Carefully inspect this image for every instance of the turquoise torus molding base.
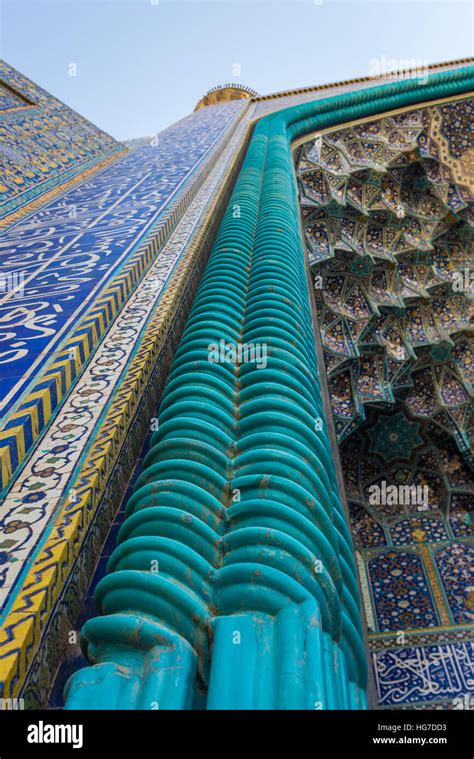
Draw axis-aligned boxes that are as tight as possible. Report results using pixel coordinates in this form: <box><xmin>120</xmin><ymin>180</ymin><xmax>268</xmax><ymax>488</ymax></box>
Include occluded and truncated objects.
<box><xmin>64</xmin><ymin>66</ymin><xmax>474</xmax><ymax>710</ymax></box>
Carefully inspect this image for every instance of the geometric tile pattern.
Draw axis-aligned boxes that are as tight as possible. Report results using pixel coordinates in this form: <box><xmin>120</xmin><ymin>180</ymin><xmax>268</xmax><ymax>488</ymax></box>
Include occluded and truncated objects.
<box><xmin>0</xmin><ymin>82</ymin><xmax>31</xmax><ymax>113</ymax></box>
<box><xmin>0</xmin><ymin>59</ymin><xmax>124</xmax><ymax>218</ymax></box>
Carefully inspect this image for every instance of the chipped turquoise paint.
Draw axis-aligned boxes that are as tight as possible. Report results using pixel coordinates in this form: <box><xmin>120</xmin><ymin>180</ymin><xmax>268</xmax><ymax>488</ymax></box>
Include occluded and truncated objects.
<box><xmin>64</xmin><ymin>67</ymin><xmax>474</xmax><ymax>710</ymax></box>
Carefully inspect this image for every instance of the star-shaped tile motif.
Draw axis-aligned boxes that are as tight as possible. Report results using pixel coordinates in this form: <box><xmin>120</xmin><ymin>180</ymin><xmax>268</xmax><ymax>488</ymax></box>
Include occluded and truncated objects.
<box><xmin>368</xmin><ymin>411</ymin><xmax>424</xmax><ymax>463</ymax></box>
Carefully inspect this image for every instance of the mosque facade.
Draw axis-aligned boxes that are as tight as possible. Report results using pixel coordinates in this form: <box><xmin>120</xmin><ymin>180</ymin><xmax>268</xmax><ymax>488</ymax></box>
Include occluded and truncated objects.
<box><xmin>0</xmin><ymin>58</ymin><xmax>472</xmax><ymax>711</ymax></box>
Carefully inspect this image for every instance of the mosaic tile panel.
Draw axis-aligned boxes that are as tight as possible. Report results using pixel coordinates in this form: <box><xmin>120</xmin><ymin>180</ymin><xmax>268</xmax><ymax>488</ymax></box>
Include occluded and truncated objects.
<box><xmin>369</xmin><ymin>549</ymin><xmax>440</xmax><ymax>631</ymax></box>
<box><xmin>434</xmin><ymin>542</ymin><xmax>474</xmax><ymax>625</ymax></box>
<box><xmin>0</xmin><ymin>83</ymin><xmax>30</xmax><ymax>113</ymax></box>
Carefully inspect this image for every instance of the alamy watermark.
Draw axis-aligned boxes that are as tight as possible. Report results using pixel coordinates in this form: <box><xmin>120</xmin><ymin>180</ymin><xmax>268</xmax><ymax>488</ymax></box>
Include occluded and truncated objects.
<box><xmin>452</xmin><ymin>694</ymin><xmax>474</xmax><ymax>710</ymax></box>
<box><xmin>452</xmin><ymin>269</ymin><xmax>474</xmax><ymax>293</ymax></box>
<box><xmin>0</xmin><ymin>697</ymin><xmax>24</xmax><ymax>710</ymax></box>
<box><xmin>27</xmin><ymin>721</ymin><xmax>83</xmax><ymax>750</ymax></box>
<box><xmin>208</xmin><ymin>339</ymin><xmax>267</xmax><ymax>369</ymax></box>
<box><xmin>368</xmin><ymin>481</ymin><xmax>430</xmax><ymax>510</ymax></box>
<box><xmin>0</xmin><ymin>271</ymin><xmax>26</xmax><ymax>297</ymax></box>
<box><xmin>369</xmin><ymin>56</ymin><xmax>429</xmax><ymax>85</ymax></box>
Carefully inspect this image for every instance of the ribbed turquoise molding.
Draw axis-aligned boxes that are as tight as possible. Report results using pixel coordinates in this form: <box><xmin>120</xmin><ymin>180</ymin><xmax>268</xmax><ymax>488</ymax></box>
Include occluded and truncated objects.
<box><xmin>64</xmin><ymin>67</ymin><xmax>474</xmax><ymax>710</ymax></box>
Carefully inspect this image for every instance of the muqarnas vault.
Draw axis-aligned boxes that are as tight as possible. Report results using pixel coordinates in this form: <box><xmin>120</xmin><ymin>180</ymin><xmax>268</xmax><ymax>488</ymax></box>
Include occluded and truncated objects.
<box><xmin>0</xmin><ymin>59</ymin><xmax>472</xmax><ymax>711</ymax></box>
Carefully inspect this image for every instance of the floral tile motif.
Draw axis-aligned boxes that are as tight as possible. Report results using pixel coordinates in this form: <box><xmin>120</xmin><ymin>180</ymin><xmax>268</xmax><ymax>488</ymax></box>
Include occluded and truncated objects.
<box><xmin>434</xmin><ymin>542</ymin><xmax>474</xmax><ymax>625</ymax></box>
<box><xmin>349</xmin><ymin>502</ymin><xmax>387</xmax><ymax>548</ymax></box>
<box><xmin>369</xmin><ymin>549</ymin><xmax>440</xmax><ymax>631</ymax></box>
<box><xmin>390</xmin><ymin>517</ymin><xmax>449</xmax><ymax>546</ymax></box>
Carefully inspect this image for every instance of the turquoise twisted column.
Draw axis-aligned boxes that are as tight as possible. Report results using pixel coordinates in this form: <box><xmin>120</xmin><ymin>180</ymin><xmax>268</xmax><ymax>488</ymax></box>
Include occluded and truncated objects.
<box><xmin>64</xmin><ymin>66</ymin><xmax>474</xmax><ymax>709</ymax></box>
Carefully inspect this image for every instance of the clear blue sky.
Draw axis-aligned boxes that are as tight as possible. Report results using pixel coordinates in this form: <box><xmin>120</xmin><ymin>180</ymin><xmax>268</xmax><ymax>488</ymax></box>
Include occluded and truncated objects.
<box><xmin>1</xmin><ymin>0</ymin><xmax>472</xmax><ymax>141</ymax></box>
